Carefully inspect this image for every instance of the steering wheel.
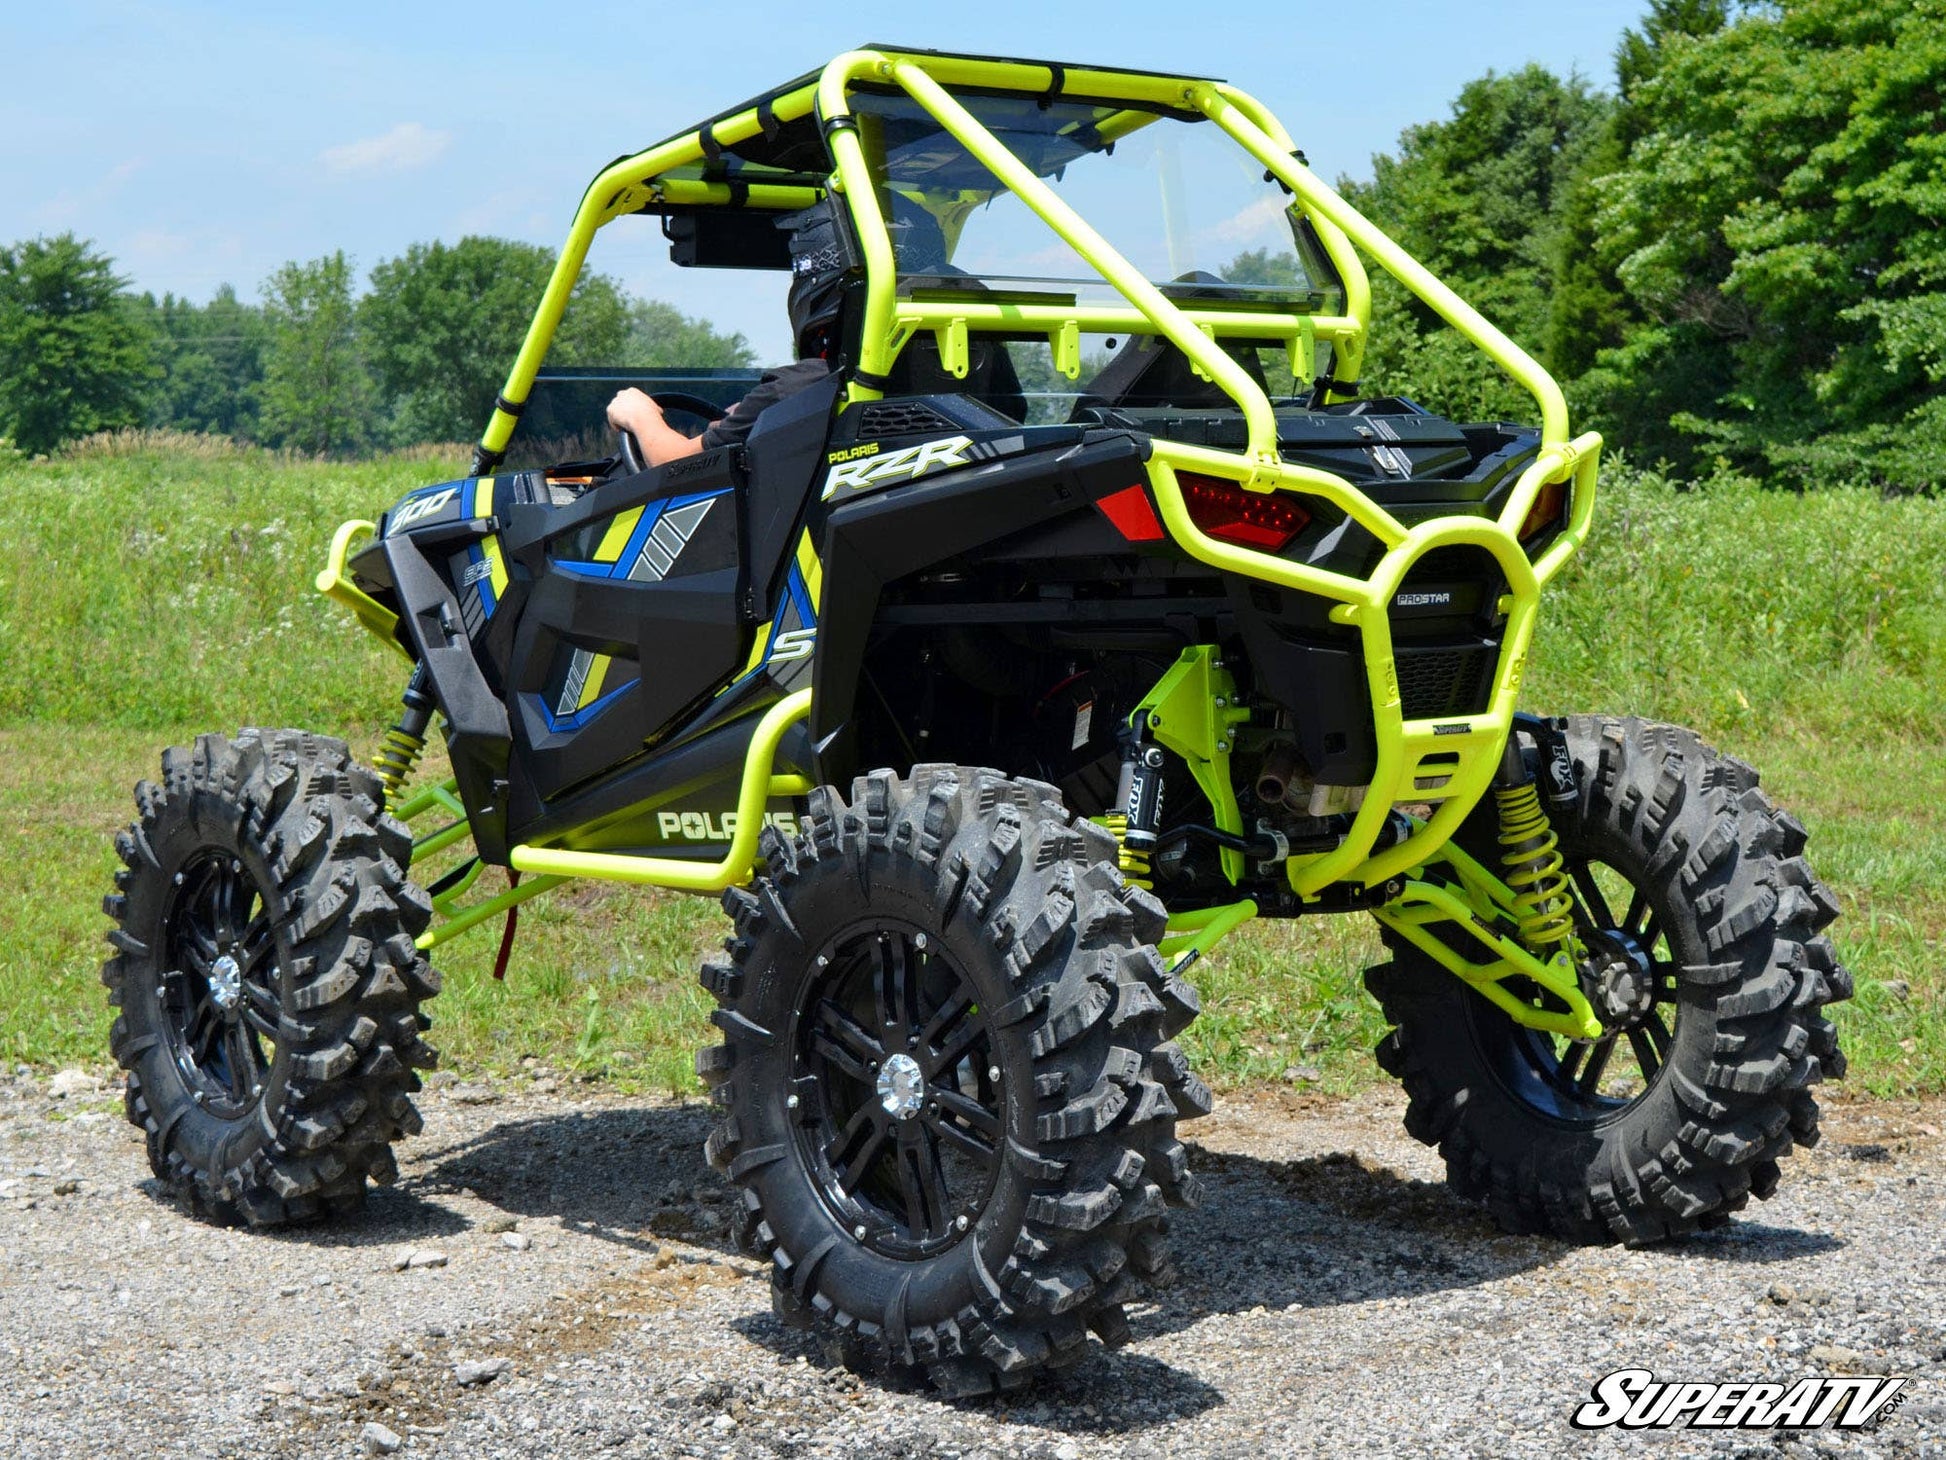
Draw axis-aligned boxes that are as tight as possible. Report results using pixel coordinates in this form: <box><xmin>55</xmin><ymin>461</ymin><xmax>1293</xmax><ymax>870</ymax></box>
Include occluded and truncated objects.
<box><xmin>616</xmin><ymin>392</ymin><xmax>730</xmax><ymax>475</ymax></box>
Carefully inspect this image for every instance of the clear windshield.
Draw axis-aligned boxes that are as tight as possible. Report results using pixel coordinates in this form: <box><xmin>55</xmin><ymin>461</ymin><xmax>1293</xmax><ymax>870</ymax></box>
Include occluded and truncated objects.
<box><xmin>851</xmin><ymin>89</ymin><xmax>1344</xmax><ymax>316</ymax></box>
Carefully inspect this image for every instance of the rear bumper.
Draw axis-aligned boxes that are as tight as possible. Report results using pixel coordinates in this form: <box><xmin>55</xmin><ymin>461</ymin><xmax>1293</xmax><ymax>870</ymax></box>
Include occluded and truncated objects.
<box><xmin>1143</xmin><ymin>429</ymin><xmax>1602</xmax><ymax>894</ymax></box>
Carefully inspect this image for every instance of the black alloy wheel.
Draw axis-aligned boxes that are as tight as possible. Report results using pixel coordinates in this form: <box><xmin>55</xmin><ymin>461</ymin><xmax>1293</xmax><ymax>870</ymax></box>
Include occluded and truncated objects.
<box><xmin>160</xmin><ymin>850</ymin><xmax>283</xmax><ymax>1117</ymax></box>
<box><xmin>796</xmin><ymin>923</ymin><xmax>1001</xmax><ymax>1258</ymax></box>
<box><xmin>1482</xmin><ymin>851</ymin><xmax>1683</xmax><ymax>1125</ymax></box>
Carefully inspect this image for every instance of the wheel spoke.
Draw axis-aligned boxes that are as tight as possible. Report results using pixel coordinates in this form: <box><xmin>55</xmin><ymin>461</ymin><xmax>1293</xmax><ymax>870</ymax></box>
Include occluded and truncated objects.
<box><xmin>930</xmin><ymin>1086</ymin><xmax>999</xmax><ymax>1139</ymax></box>
<box><xmin>179</xmin><ymin>941</ymin><xmax>214</xmax><ymax>979</ymax></box>
<box><xmin>1640</xmin><ymin>914</ymin><xmax>1664</xmax><ymax>956</ymax></box>
<box><xmin>1557</xmin><ymin>1039</ymin><xmax>1589</xmax><ymax>1084</ymax></box>
<box><xmin>226</xmin><ymin>1024</ymin><xmax>261</xmax><ymax>1096</ymax></box>
<box><xmin>810</xmin><ymin>1000</ymin><xmax>883</xmax><ymax>1085</ymax></box>
<box><xmin>872</xmin><ymin>935</ymin><xmax>920</xmax><ymax>1036</ymax></box>
<box><xmin>1627</xmin><ymin>1025</ymin><xmax>1662</xmax><ymax>1082</ymax></box>
<box><xmin>1621</xmin><ymin>888</ymin><xmax>1648</xmax><ymax>937</ymax></box>
<box><xmin>238</xmin><ymin>914</ymin><xmax>275</xmax><ymax>976</ymax></box>
<box><xmin>929</xmin><ymin>1013</ymin><xmax>987</xmax><ymax>1080</ymax></box>
<box><xmin>829</xmin><ymin>1103</ymin><xmax>890</xmax><ymax>1193</ymax></box>
<box><xmin>924</xmin><ymin>1106</ymin><xmax>997</xmax><ymax>1163</ymax></box>
<box><xmin>1643</xmin><ymin>1010</ymin><xmax>1674</xmax><ymax>1059</ymax></box>
<box><xmin>895</xmin><ymin>1134</ymin><xmax>949</xmax><ymax>1239</ymax></box>
<box><xmin>1569</xmin><ymin>862</ymin><xmax>1615</xmax><ymax>930</ymax></box>
<box><xmin>1576</xmin><ymin>1035</ymin><xmax>1616</xmax><ymax>1098</ymax></box>
<box><xmin>241</xmin><ymin>1005</ymin><xmax>280</xmax><ymax>1042</ymax></box>
<box><xmin>919</xmin><ymin>989</ymin><xmax>974</xmax><ymax>1054</ymax></box>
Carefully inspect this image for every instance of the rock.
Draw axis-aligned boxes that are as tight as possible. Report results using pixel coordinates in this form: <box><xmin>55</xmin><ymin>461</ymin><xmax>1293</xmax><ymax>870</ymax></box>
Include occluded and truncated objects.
<box><xmin>455</xmin><ymin>1357</ymin><xmax>511</xmax><ymax>1387</ymax></box>
<box><xmin>1282</xmin><ymin>1065</ymin><xmax>1322</xmax><ymax>1083</ymax></box>
<box><xmin>1766</xmin><ymin>1282</ymin><xmax>1795</xmax><ymax>1305</ymax></box>
<box><xmin>1881</xmin><ymin>979</ymin><xmax>1911</xmax><ymax>1001</ymax></box>
<box><xmin>531</xmin><ymin>1078</ymin><xmax>560</xmax><ymax>1095</ymax></box>
<box><xmin>394</xmin><ymin>1249</ymin><xmax>448</xmax><ymax>1270</ymax></box>
<box><xmin>1808</xmin><ymin>1344</ymin><xmax>1867</xmax><ymax>1369</ymax></box>
<box><xmin>480</xmin><ymin>1215</ymin><xmax>518</xmax><ymax>1234</ymax></box>
<box><xmin>361</xmin><ymin>1420</ymin><xmax>403</xmax><ymax>1454</ymax></box>
<box><xmin>1055</xmin><ymin>1444</ymin><xmax>1082</xmax><ymax>1460</ymax></box>
<box><xmin>451</xmin><ymin>1085</ymin><xmax>501</xmax><ymax>1105</ymax></box>
<box><xmin>46</xmin><ymin>1069</ymin><xmax>98</xmax><ymax>1100</ymax></box>
<box><xmin>502</xmin><ymin>1232</ymin><xmax>532</xmax><ymax>1252</ymax></box>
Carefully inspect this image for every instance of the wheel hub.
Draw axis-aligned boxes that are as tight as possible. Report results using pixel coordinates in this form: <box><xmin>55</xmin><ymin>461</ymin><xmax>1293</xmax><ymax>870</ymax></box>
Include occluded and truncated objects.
<box><xmin>1586</xmin><ymin>931</ymin><xmax>1655</xmax><ymax>1025</ymax></box>
<box><xmin>876</xmin><ymin>1052</ymin><xmax>925</xmax><ymax>1120</ymax></box>
<box><xmin>208</xmin><ymin>953</ymin><xmax>244</xmax><ymax>1014</ymax></box>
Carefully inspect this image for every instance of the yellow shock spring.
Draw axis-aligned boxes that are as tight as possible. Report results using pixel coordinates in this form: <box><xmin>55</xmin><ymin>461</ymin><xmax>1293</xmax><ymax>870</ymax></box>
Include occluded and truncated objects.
<box><xmin>1098</xmin><ymin>814</ymin><xmax>1154</xmax><ymax>889</ymax></box>
<box><xmin>1494</xmin><ymin>780</ymin><xmax>1575</xmax><ymax>949</ymax></box>
<box><xmin>372</xmin><ymin>724</ymin><xmax>427</xmax><ymax>806</ymax></box>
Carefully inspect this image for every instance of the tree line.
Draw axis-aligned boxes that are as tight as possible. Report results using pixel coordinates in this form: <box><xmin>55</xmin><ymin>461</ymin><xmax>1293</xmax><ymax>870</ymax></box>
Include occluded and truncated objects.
<box><xmin>0</xmin><ymin>234</ymin><xmax>753</xmax><ymax>456</ymax></box>
<box><xmin>1338</xmin><ymin>0</ymin><xmax>1946</xmax><ymax>490</ymax></box>
<box><xmin>3</xmin><ymin>0</ymin><xmax>1940</xmax><ymax>485</ymax></box>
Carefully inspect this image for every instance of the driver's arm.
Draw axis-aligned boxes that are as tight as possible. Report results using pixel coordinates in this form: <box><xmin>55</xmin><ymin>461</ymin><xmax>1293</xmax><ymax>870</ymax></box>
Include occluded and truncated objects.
<box><xmin>606</xmin><ymin>389</ymin><xmax>705</xmax><ymax>467</ymax></box>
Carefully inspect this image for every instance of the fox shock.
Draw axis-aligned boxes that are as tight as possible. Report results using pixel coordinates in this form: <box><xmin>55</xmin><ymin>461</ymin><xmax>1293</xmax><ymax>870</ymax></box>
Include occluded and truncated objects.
<box><xmin>1493</xmin><ymin>737</ymin><xmax>1575</xmax><ymax>951</ymax></box>
<box><xmin>372</xmin><ymin>667</ymin><xmax>435</xmax><ymax>807</ymax></box>
<box><xmin>1106</xmin><ymin>728</ymin><xmax>1168</xmax><ymax>887</ymax></box>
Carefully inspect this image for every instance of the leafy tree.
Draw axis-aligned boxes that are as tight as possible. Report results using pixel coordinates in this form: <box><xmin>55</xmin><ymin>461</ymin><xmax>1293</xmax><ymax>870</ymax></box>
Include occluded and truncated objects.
<box><xmin>621</xmin><ymin>299</ymin><xmax>755</xmax><ymax>370</ymax></box>
<box><xmin>259</xmin><ymin>252</ymin><xmax>375</xmax><ymax>455</ymax></box>
<box><xmin>361</xmin><ymin>237</ymin><xmax>632</xmax><ymax>444</ymax></box>
<box><xmin>1338</xmin><ymin>66</ymin><xmax>1613</xmax><ymax>422</ymax></box>
<box><xmin>0</xmin><ymin>233</ymin><xmax>153</xmax><ymax>453</ymax></box>
<box><xmin>137</xmin><ymin>284</ymin><xmax>269</xmax><ymax>438</ymax></box>
<box><xmin>1583</xmin><ymin>0</ymin><xmax>1946</xmax><ymax>485</ymax></box>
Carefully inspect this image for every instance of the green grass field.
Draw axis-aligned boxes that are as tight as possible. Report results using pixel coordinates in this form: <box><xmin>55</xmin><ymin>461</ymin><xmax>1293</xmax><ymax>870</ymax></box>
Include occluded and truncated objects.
<box><xmin>1</xmin><ymin>433</ymin><xmax>1940</xmax><ymax>1098</ymax></box>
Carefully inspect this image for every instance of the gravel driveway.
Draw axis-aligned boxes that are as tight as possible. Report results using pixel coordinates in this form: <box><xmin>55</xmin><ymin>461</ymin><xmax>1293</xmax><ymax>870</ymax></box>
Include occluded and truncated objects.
<box><xmin>1</xmin><ymin>1069</ymin><xmax>1940</xmax><ymax>1459</ymax></box>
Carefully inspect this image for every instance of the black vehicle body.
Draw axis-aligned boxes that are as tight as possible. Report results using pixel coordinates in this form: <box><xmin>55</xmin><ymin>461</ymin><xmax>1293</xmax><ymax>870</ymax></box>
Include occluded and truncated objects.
<box><xmin>349</xmin><ymin>382</ymin><xmax>1543</xmax><ymax>911</ymax></box>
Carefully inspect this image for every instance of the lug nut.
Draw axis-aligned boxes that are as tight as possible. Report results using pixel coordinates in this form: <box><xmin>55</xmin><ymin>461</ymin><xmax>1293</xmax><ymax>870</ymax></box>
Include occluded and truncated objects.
<box><xmin>913</xmin><ymin>933</ymin><xmax>927</xmax><ymax>950</ymax></box>
<box><xmin>956</xmin><ymin>1214</ymin><xmax>970</xmax><ymax>1232</ymax></box>
<box><xmin>853</xmin><ymin>1224</ymin><xmax>867</xmax><ymax>1240</ymax></box>
<box><xmin>987</xmin><ymin>1066</ymin><xmax>1001</xmax><ymax>1083</ymax></box>
<box><xmin>786</xmin><ymin>1093</ymin><xmax>799</xmax><ymax>1110</ymax></box>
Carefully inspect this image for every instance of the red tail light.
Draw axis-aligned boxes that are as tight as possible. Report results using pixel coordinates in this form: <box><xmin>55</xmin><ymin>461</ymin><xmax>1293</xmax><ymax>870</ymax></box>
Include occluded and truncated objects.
<box><xmin>1180</xmin><ymin>473</ymin><xmax>1311</xmax><ymax>551</ymax></box>
<box><xmin>1518</xmin><ymin>478</ymin><xmax>1568</xmax><ymax>543</ymax></box>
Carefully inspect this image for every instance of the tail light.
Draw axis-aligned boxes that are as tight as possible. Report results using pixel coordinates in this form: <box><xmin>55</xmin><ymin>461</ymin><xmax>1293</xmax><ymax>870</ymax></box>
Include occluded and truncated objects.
<box><xmin>1518</xmin><ymin>477</ymin><xmax>1568</xmax><ymax>544</ymax></box>
<box><xmin>1179</xmin><ymin>473</ymin><xmax>1311</xmax><ymax>551</ymax></box>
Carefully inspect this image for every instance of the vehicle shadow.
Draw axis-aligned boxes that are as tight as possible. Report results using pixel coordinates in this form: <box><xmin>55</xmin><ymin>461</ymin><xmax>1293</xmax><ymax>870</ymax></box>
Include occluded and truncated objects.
<box><xmin>407</xmin><ymin>1098</ymin><xmax>1844</xmax><ymax>1431</ymax></box>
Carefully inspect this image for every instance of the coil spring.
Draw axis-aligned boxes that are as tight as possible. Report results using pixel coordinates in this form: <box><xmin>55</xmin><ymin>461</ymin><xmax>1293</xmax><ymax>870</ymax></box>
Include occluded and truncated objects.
<box><xmin>372</xmin><ymin>724</ymin><xmax>426</xmax><ymax>806</ymax></box>
<box><xmin>1098</xmin><ymin>814</ymin><xmax>1154</xmax><ymax>889</ymax></box>
<box><xmin>1495</xmin><ymin>780</ymin><xmax>1574</xmax><ymax>949</ymax></box>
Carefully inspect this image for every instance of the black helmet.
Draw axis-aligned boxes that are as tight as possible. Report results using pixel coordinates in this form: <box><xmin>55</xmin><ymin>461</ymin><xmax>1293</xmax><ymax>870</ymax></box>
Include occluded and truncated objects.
<box><xmin>781</xmin><ymin>200</ymin><xmax>858</xmax><ymax>359</ymax></box>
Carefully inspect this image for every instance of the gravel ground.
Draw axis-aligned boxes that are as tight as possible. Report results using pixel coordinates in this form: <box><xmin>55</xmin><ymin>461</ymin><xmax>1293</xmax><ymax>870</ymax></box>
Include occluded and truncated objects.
<box><xmin>1</xmin><ymin>1067</ymin><xmax>1940</xmax><ymax>1459</ymax></box>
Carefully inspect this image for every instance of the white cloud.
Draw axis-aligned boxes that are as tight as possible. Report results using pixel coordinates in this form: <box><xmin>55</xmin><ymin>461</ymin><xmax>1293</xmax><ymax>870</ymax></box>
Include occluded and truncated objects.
<box><xmin>320</xmin><ymin>122</ymin><xmax>451</xmax><ymax>177</ymax></box>
<box><xmin>1196</xmin><ymin>194</ymin><xmax>1291</xmax><ymax>249</ymax></box>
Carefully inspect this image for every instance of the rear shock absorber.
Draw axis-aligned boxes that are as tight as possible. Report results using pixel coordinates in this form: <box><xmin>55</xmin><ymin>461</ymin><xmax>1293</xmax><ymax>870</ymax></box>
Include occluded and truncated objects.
<box><xmin>1494</xmin><ymin>734</ymin><xmax>1575</xmax><ymax>951</ymax></box>
<box><xmin>372</xmin><ymin>665</ymin><xmax>435</xmax><ymax>809</ymax></box>
<box><xmin>1106</xmin><ymin>723</ymin><xmax>1167</xmax><ymax>888</ymax></box>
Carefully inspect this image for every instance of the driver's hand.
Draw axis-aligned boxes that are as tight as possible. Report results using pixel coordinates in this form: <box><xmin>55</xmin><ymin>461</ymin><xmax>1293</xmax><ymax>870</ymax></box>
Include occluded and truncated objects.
<box><xmin>606</xmin><ymin>387</ymin><xmax>666</xmax><ymax>437</ymax></box>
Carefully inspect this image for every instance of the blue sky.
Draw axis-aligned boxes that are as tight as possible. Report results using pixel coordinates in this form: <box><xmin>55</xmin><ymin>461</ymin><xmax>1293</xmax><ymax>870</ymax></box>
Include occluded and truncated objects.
<box><xmin>3</xmin><ymin>0</ymin><xmax>1647</xmax><ymax>360</ymax></box>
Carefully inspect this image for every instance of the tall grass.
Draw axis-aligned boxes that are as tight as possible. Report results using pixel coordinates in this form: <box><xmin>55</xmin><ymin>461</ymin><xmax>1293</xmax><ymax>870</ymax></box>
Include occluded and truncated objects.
<box><xmin>0</xmin><ymin>444</ymin><xmax>1940</xmax><ymax>1096</ymax></box>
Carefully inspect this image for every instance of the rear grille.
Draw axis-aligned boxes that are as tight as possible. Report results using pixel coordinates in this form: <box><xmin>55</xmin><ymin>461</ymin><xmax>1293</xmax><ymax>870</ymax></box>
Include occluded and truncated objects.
<box><xmin>1394</xmin><ymin>643</ymin><xmax>1496</xmax><ymax>720</ymax></box>
<box><xmin>858</xmin><ymin>400</ymin><xmax>959</xmax><ymax>438</ymax></box>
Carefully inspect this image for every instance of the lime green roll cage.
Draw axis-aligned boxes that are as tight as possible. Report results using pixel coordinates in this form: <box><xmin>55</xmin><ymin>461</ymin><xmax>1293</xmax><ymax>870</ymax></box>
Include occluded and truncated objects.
<box><xmin>348</xmin><ymin>47</ymin><xmax>1607</xmax><ymax>1038</ymax></box>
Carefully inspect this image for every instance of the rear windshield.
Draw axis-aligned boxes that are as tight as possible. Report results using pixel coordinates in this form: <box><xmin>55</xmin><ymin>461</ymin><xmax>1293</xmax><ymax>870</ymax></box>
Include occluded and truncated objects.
<box><xmin>850</xmin><ymin>88</ymin><xmax>1344</xmax><ymax>316</ymax></box>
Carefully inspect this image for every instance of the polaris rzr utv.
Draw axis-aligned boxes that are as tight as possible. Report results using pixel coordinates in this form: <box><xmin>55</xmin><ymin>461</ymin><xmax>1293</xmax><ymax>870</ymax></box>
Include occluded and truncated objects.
<box><xmin>103</xmin><ymin>45</ymin><xmax>1850</xmax><ymax>1395</ymax></box>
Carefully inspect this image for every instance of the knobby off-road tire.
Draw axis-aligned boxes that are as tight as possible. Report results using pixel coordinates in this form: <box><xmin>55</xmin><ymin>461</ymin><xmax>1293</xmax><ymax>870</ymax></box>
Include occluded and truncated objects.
<box><xmin>1366</xmin><ymin>716</ymin><xmax>1850</xmax><ymax>1244</ymax></box>
<box><xmin>102</xmin><ymin>730</ymin><xmax>440</xmax><ymax>1225</ymax></box>
<box><xmin>697</xmin><ymin>766</ymin><xmax>1208</xmax><ymax>1396</ymax></box>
